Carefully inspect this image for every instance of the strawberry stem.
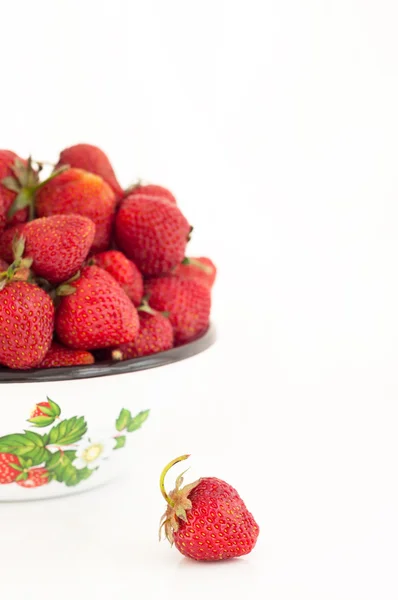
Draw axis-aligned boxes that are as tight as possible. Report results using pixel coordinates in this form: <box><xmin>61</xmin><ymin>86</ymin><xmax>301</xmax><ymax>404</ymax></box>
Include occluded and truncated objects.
<box><xmin>137</xmin><ymin>297</ymin><xmax>156</xmax><ymax>316</ymax></box>
<box><xmin>159</xmin><ymin>454</ymin><xmax>190</xmax><ymax>508</ymax></box>
<box><xmin>182</xmin><ymin>257</ymin><xmax>212</xmax><ymax>274</ymax></box>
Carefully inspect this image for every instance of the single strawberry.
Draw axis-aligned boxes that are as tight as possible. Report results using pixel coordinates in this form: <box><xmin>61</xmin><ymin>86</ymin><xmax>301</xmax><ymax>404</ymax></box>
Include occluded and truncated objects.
<box><xmin>36</xmin><ymin>168</ymin><xmax>117</xmax><ymax>253</ymax></box>
<box><xmin>112</xmin><ymin>304</ymin><xmax>173</xmax><ymax>360</ymax></box>
<box><xmin>174</xmin><ymin>257</ymin><xmax>217</xmax><ymax>289</ymax></box>
<box><xmin>145</xmin><ymin>276</ymin><xmax>211</xmax><ymax>344</ymax></box>
<box><xmin>55</xmin><ymin>265</ymin><xmax>139</xmax><ymax>349</ymax></box>
<box><xmin>159</xmin><ymin>455</ymin><xmax>260</xmax><ymax>561</ymax></box>
<box><xmin>30</xmin><ymin>401</ymin><xmax>51</xmax><ymax>418</ymax></box>
<box><xmin>91</xmin><ymin>250</ymin><xmax>143</xmax><ymax>306</ymax></box>
<box><xmin>0</xmin><ymin>224</ymin><xmax>26</xmax><ymax>262</ymax></box>
<box><xmin>115</xmin><ymin>196</ymin><xmax>190</xmax><ymax>276</ymax></box>
<box><xmin>16</xmin><ymin>467</ymin><xmax>50</xmax><ymax>488</ymax></box>
<box><xmin>22</xmin><ymin>214</ymin><xmax>95</xmax><ymax>284</ymax></box>
<box><xmin>39</xmin><ymin>342</ymin><xmax>94</xmax><ymax>368</ymax></box>
<box><xmin>0</xmin><ymin>280</ymin><xmax>54</xmax><ymax>370</ymax></box>
<box><xmin>56</xmin><ymin>144</ymin><xmax>124</xmax><ymax>201</ymax></box>
<box><xmin>126</xmin><ymin>183</ymin><xmax>177</xmax><ymax>205</ymax></box>
<box><xmin>0</xmin><ymin>151</ymin><xmax>39</xmax><ymax>225</ymax></box>
<box><xmin>0</xmin><ymin>453</ymin><xmax>21</xmax><ymax>484</ymax></box>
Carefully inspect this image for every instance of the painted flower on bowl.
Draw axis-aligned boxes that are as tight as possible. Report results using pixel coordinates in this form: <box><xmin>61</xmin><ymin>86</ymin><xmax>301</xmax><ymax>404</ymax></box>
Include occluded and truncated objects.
<box><xmin>73</xmin><ymin>437</ymin><xmax>117</xmax><ymax>470</ymax></box>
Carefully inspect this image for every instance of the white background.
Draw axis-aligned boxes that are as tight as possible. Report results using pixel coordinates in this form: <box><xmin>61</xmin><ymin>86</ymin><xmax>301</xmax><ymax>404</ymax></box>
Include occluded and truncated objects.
<box><xmin>1</xmin><ymin>1</ymin><xmax>398</xmax><ymax>598</ymax></box>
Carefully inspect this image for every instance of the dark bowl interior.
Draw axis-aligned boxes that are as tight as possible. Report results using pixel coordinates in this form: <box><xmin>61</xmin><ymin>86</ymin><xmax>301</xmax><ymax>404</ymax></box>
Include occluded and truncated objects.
<box><xmin>0</xmin><ymin>325</ymin><xmax>216</xmax><ymax>384</ymax></box>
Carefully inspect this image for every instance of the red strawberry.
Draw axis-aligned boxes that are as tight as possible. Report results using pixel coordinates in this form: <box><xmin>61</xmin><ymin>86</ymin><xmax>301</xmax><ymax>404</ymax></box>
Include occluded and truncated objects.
<box><xmin>174</xmin><ymin>257</ymin><xmax>217</xmax><ymax>289</ymax></box>
<box><xmin>17</xmin><ymin>467</ymin><xmax>50</xmax><ymax>488</ymax></box>
<box><xmin>113</xmin><ymin>308</ymin><xmax>173</xmax><ymax>360</ymax></box>
<box><xmin>30</xmin><ymin>401</ymin><xmax>51</xmax><ymax>418</ymax></box>
<box><xmin>0</xmin><ymin>224</ymin><xmax>26</xmax><ymax>262</ymax></box>
<box><xmin>91</xmin><ymin>250</ymin><xmax>143</xmax><ymax>306</ymax></box>
<box><xmin>39</xmin><ymin>342</ymin><xmax>94</xmax><ymax>368</ymax></box>
<box><xmin>55</xmin><ymin>265</ymin><xmax>139</xmax><ymax>349</ymax></box>
<box><xmin>22</xmin><ymin>214</ymin><xmax>95</xmax><ymax>284</ymax></box>
<box><xmin>115</xmin><ymin>196</ymin><xmax>190</xmax><ymax>276</ymax></box>
<box><xmin>0</xmin><ymin>281</ymin><xmax>54</xmax><ymax>369</ymax></box>
<box><xmin>145</xmin><ymin>276</ymin><xmax>210</xmax><ymax>344</ymax></box>
<box><xmin>160</xmin><ymin>455</ymin><xmax>259</xmax><ymax>561</ymax></box>
<box><xmin>56</xmin><ymin>144</ymin><xmax>124</xmax><ymax>201</ymax></box>
<box><xmin>0</xmin><ymin>453</ymin><xmax>21</xmax><ymax>484</ymax></box>
<box><xmin>36</xmin><ymin>168</ymin><xmax>117</xmax><ymax>253</ymax></box>
<box><xmin>0</xmin><ymin>258</ymin><xmax>8</xmax><ymax>272</ymax></box>
<box><xmin>127</xmin><ymin>183</ymin><xmax>177</xmax><ymax>205</ymax></box>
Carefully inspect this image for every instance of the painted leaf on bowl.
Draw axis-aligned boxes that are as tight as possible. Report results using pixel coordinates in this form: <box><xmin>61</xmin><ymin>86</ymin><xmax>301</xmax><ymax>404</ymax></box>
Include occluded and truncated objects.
<box><xmin>0</xmin><ymin>431</ymin><xmax>51</xmax><ymax>465</ymax></box>
<box><xmin>47</xmin><ymin>416</ymin><xmax>87</xmax><ymax>445</ymax></box>
<box><xmin>46</xmin><ymin>450</ymin><xmax>93</xmax><ymax>487</ymax></box>
<box><xmin>114</xmin><ymin>436</ymin><xmax>126</xmax><ymax>449</ymax></box>
<box><xmin>0</xmin><ymin>400</ymin><xmax>149</xmax><ymax>490</ymax></box>
<box><xmin>116</xmin><ymin>408</ymin><xmax>131</xmax><ymax>432</ymax></box>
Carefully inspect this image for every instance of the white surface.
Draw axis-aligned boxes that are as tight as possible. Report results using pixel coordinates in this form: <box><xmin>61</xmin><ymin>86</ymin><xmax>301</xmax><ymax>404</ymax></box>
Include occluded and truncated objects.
<box><xmin>1</xmin><ymin>0</ymin><xmax>398</xmax><ymax>598</ymax></box>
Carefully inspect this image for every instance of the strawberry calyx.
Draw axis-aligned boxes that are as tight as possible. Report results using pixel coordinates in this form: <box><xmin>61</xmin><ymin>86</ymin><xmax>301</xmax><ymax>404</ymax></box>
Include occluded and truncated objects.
<box><xmin>123</xmin><ymin>178</ymin><xmax>144</xmax><ymax>197</ymax></box>
<box><xmin>3</xmin><ymin>158</ymin><xmax>69</xmax><ymax>221</ymax></box>
<box><xmin>138</xmin><ymin>296</ymin><xmax>169</xmax><ymax>318</ymax></box>
<box><xmin>159</xmin><ymin>454</ymin><xmax>201</xmax><ymax>545</ymax></box>
<box><xmin>137</xmin><ymin>296</ymin><xmax>157</xmax><ymax>316</ymax></box>
<box><xmin>181</xmin><ymin>257</ymin><xmax>213</xmax><ymax>275</ymax></box>
<box><xmin>0</xmin><ymin>236</ymin><xmax>33</xmax><ymax>290</ymax></box>
<box><xmin>55</xmin><ymin>270</ymin><xmax>81</xmax><ymax>297</ymax></box>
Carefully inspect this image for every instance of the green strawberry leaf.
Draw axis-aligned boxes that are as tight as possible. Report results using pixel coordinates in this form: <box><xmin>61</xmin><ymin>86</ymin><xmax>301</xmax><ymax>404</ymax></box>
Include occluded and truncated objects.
<box><xmin>47</xmin><ymin>398</ymin><xmax>61</xmax><ymax>417</ymax></box>
<box><xmin>126</xmin><ymin>410</ymin><xmax>150</xmax><ymax>432</ymax></box>
<box><xmin>7</xmin><ymin>188</ymin><xmax>33</xmax><ymax>218</ymax></box>
<box><xmin>0</xmin><ymin>432</ymin><xmax>50</xmax><ymax>465</ymax></box>
<box><xmin>116</xmin><ymin>408</ymin><xmax>131</xmax><ymax>432</ymax></box>
<box><xmin>16</xmin><ymin>472</ymin><xmax>28</xmax><ymax>482</ymax></box>
<box><xmin>114</xmin><ymin>436</ymin><xmax>126</xmax><ymax>449</ymax></box>
<box><xmin>1</xmin><ymin>176</ymin><xmax>20</xmax><ymax>193</ymax></box>
<box><xmin>45</xmin><ymin>450</ymin><xmax>94</xmax><ymax>487</ymax></box>
<box><xmin>28</xmin><ymin>415</ymin><xmax>56</xmax><ymax>428</ymax></box>
<box><xmin>47</xmin><ymin>416</ymin><xmax>87</xmax><ymax>446</ymax></box>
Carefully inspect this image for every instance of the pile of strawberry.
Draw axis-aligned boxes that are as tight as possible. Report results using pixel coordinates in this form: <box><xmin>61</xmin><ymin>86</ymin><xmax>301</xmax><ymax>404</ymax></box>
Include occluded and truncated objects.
<box><xmin>0</xmin><ymin>145</ymin><xmax>216</xmax><ymax>371</ymax></box>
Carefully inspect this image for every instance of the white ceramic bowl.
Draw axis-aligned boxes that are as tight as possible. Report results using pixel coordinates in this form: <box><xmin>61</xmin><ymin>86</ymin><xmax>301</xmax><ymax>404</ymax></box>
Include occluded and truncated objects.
<box><xmin>0</xmin><ymin>326</ymin><xmax>215</xmax><ymax>501</ymax></box>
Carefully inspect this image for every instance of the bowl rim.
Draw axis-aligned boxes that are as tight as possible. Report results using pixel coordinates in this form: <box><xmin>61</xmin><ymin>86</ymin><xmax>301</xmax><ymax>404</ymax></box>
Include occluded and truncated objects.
<box><xmin>0</xmin><ymin>324</ymin><xmax>216</xmax><ymax>384</ymax></box>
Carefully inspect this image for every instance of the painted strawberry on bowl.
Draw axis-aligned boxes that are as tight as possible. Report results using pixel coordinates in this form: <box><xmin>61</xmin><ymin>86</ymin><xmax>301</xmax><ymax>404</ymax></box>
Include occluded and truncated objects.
<box><xmin>0</xmin><ymin>144</ymin><xmax>216</xmax><ymax>501</ymax></box>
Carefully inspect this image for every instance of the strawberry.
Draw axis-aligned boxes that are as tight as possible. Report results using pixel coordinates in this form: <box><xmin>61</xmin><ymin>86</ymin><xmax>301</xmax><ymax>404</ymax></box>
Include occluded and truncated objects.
<box><xmin>0</xmin><ymin>258</ymin><xmax>8</xmax><ymax>272</ymax></box>
<box><xmin>17</xmin><ymin>467</ymin><xmax>50</xmax><ymax>488</ymax></box>
<box><xmin>36</xmin><ymin>168</ymin><xmax>117</xmax><ymax>253</ymax></box>
<box><xmin>127</xmin><ymin>183</ymin><xmax>177</xmax><ymax>205</ymax></box>
<box><xmin>145</xmin><ymin>276</ymin><xmax>211</xmax><ymax>344</ymax></box>
<box><xmin>0</xmin><ymin>280</ymin><xmax>54</xmax><ymax>369</ymax></box>
<box><xmin>91</xmin><ymin>250</ymin><xmax>143</xmax><ymax>306</ymax></box>
<box><xmin>22</xmin><ymin>214</ymin><xmax>95</xmax><ymax>284</ymax></box>
<box><xmin>39</xmin><ymin>342</ymin><xmax>94</xmax><ymax>368</ymax></box>
<box><xmin>0</xmin><ymin>151</ymin><xmax>39</xmax><ymax>225</ymax></box>
<box><xmin>30</xmin><ymin>401</ymin><xmax>51</xmax><ymax>418</ymax></box>
<box><xmin>0</xmin><ymin>453</ymin><xmax>21</xmax><ymax>484</ymax></box>
<box><xmin>55</xmin><ymin>265</ymin><xmax>139</xmax><ymax>349</ymax></box>
<box><xmin>160</xmin><ymin>456</ymin><xmax>259</xmax><ymax>561</ymax></box>
<box><xmin>112</xmin><ymin>305</ymin><xmax>173</xmax><ymax>360</ymax></box>
<box><xmin>56</xmin><ymin>144</ymin><xmax>124</xmax><ymax>201</ymax></box>
<box><xmin>174</xmin><ymin>257</ymin><xmax>217</xmax><ymax>289</ymax></box>
<box><xmin>115</xmin><ymin>196</ymin><xmax>190</xmax><ymax>276</ymax></box>
<box><xmin>0</xmin><ymin>224</ymin><xmax>26</xmax><ymax>262</ymax></box>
